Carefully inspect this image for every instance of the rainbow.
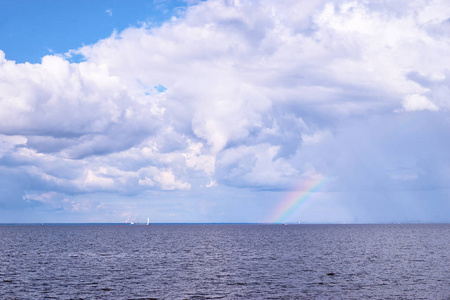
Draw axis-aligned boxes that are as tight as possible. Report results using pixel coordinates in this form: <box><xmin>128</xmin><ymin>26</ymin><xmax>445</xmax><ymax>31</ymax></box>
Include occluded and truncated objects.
<box><xmin>267</xmin><ymin>175</ymin><xmax>329</xmax><ymax>224</ymax></box>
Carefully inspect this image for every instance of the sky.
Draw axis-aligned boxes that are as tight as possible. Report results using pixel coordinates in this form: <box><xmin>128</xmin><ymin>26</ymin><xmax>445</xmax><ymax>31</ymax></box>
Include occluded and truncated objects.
<box><xmin>1</xmin><ymin>0</ymin><xmax>450</xmax><ymax>224</ymax></box>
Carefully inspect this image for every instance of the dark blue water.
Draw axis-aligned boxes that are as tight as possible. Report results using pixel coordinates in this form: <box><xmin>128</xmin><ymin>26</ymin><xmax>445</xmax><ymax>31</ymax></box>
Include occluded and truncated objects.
<box><xmin>1</xmin><ymin>224</ymin><xmax>449</xmax><ymax>299</ymax></box>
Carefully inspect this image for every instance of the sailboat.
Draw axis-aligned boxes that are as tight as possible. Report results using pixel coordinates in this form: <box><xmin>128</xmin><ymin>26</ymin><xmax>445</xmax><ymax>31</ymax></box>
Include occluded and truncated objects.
<box><xmin>146</xmin><ymin>217</ymin><xmax>150</xmax><ymax>226</ymax></box>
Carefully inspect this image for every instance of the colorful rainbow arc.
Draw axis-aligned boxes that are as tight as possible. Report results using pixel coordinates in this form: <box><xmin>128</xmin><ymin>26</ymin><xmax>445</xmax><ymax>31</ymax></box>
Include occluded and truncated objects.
<box><xmin>267</xmin><ymin>176</ymin><xmax>329</xmax><ymax>224</ymax></box>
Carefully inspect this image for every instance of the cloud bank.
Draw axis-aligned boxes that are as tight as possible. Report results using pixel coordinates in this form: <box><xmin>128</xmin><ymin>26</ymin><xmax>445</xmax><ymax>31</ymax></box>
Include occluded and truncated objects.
<box><xmin>1</xmin><ymin>0</ymin><xmax>450</xmax><ymax>222</ymax></box>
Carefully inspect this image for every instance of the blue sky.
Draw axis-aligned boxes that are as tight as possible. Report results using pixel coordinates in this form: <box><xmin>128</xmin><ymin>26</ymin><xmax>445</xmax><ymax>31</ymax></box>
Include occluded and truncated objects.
<box><xmin>0</xmin><ymin>0</ymin><xmax>188</xmax><ymax>63</ymax></box>
<box><xmin>1</xmin><ymin>0</ymin><xmax>450</xmax><ymax>223</ymax></box>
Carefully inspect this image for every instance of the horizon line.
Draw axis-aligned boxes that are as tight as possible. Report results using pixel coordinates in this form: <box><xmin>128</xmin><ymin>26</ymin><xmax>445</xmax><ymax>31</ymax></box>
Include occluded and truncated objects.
<box><xmin>0</xmin><ymin>222</ymin><xmax>449</xmax><ymax>225</ymax></box>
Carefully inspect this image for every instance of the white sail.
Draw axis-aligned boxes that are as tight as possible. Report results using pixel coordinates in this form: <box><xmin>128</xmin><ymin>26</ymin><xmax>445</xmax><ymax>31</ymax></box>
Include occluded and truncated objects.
<box><xmin>146</xmin><ymin>217</ymin><xmax>150</xmax><ymax>225</ymax></box>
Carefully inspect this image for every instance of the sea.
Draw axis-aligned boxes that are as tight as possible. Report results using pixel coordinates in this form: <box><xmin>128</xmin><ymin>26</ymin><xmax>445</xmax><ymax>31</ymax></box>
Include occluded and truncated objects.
<box><xmin>1</xmin><ymin>224</ymin><xmax>449</xmax><ymax>299</ymax></box>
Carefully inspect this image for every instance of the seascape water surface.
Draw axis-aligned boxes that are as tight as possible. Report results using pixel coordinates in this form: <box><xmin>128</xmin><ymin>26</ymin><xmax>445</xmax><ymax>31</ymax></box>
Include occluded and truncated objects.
<box><xmin>1</xmin><ymin>224</ymin><xmax>449</xmax><ymax>299</ymax></box>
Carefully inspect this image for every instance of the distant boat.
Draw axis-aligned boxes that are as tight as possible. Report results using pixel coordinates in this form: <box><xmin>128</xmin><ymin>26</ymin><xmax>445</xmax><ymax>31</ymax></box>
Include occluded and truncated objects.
<box><xmin>146</xmin><ymin>217</ymin><xmax>150</xmax><ymax>226</ymax></box>
<box><xmin>282</xmin><ymin>223</ymin><xmax>287</xmax><ymax>225</ymax></box>
<box><xmin>130</xmin><ymin>219</ymin><xmax>135</xmax><ymax>225</ymax></box>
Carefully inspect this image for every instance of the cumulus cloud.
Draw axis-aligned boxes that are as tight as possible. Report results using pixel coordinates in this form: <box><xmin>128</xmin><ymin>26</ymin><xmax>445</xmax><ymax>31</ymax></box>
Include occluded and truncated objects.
<box><xmin>401</xmin><ymin>94</ymin><xmax>439</xmax><ymax>112</ymax></box>
<box><xmin>1</xmin><ymin>0</ymin><xmax>450</xmax><ymax>221</ymax></box>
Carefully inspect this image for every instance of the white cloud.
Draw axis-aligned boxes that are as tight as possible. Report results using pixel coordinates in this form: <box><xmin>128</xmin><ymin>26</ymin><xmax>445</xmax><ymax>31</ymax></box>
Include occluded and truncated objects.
<box><xmin>23</xmin><ymin>191</ymin><xmax>102</xmax><ymax>212</ymax></box>
<box><xmin>153</xmin><ymin>170</ymin><xmax>191</xmax><ymax>190</ymax></box>
<box><xmin>401</xmin><ymin>94</ymin><xmax>439</xmax><ymax>112</ymax></box>
<box><xmin>216</xmin><ymin>143</ymin><xmax>299</xmax><ymax>188</ymax></box>
<box><xmin>301</xmin><ymin>130</ymin><xmax>331</xmax><ymax>145</ymax></box>
<box><xmin>1</xmin><ymin>0</ymin><xmax>450</xmax><ymax>220</ymax></box>
<box><xmin>183</xmin><ymin>141</ymin><xmax>215</xmax><ymax>175</ymax></box>
<box><xmin>83</xmin><ymin>169</ymin><xmax>116</xmax><ymax>190</ymax></box>
<box><xmin>206</xmin><ymin>179</ymin><xmax>217</xmax><ymax>188</ymax></box>
<box><xmin>138</xmin><ymin>177</ymin><xmax>155</xmax><ymax>186</ymax></box>
<box><xmin>0</xmin><ymin>135</ymin><xmax>27</xmax><ymax>157</ymax></box>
